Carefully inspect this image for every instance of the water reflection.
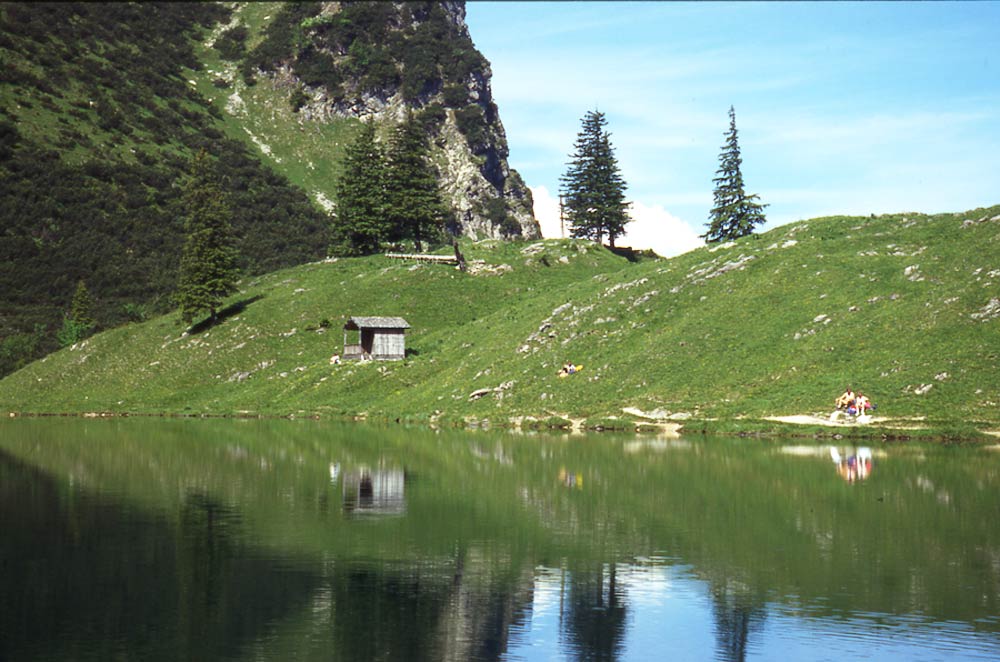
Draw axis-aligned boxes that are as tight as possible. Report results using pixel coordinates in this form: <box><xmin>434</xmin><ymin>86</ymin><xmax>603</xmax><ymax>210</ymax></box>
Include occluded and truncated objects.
<box><xmin>558</xmin><ymin>467</ymin><xmax>585</xmax><ymax>489</ymax></box>
<box><xmin>560</xmin><ymin>563</ymin><xmax>628</xmax><ymax>661</ymax></box>
<box><xmin>0</xmin><ymin>448</ymin><xmax>320</xmax><ymax>660</ymax></box>
<box><xmin>1</xmin><ymin>419</ymin><xmax>999</xmax><ymax>661</ymax></box>
<box><xmin>830</xmin><ymin>446</ymin><xmax>873</xmax><ymax>483</ymax></box>
<box><xmin>337</xmin><ymin>465</ymin><xmax>407</xmax><ymax>517</ymax></box>
<box><xmin>781</xmin><ymin>444</ymin><xmax>877</xmax><ymax>483</ymax></box>
<box><xmin>709</xmin><ymin>579</ymin><xmax>766</xmax><ymax>662</ymax></box>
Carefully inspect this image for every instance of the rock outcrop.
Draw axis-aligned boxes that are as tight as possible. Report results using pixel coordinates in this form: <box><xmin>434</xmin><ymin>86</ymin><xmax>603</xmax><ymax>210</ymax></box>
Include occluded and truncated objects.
<box><xmin>244</xmin><ymin>1</ymin><xmax>539</xmax><ymax>240</ymax></box>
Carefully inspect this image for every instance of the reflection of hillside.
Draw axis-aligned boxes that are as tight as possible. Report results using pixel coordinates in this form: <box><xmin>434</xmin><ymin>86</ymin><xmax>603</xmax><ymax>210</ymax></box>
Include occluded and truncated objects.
<box><xmin>518</xmin><ymin>435</ymin><xmax>1000</xmax><ymax>632</ymax></box>
<box><xmin>2</xmin><ymin>418</ymin><xmax>999</xmax><ymax>646</ymax></box>
<box><xmin>0</xmin><ymin>449</ymin><xmax>321</xmax><ymax>661</ymax></box>
<box><xmin>237</xmin><ymin>544</ymin><xmax>538</xmax><ymax>661</ymax></box>
<box><xmin>432</xmin><ymin>546</ymin><xmax>536</xmax><ymax>661</ymax></box>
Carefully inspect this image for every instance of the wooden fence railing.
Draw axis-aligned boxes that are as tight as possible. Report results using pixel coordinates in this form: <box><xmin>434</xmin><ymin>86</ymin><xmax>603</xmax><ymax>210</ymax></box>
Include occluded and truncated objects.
<box><xmin>384</xmin><ymin>253</ymin><xmax>458</xmax><ymax>265</ymax></box>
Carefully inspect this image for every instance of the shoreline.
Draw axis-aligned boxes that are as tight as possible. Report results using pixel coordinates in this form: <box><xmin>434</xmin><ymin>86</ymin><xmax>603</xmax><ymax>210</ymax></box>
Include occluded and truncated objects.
<box><xmin>5</xmin><ymin>408</ymin><xmax>997</xmax><ymax>442</ymax></box>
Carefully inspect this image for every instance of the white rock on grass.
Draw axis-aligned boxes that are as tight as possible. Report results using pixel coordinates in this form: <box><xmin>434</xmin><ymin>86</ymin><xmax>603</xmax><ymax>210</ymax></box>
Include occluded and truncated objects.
<box><xmin>971</xmin><ymin>298</ymin><xmax>1000</xmax><ymax>321</ymax></box>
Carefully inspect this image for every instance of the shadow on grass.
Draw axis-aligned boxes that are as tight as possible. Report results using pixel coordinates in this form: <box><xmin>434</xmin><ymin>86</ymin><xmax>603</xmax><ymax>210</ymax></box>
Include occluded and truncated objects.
<box><xmin>187</xmin><ymin>295</ymin><xmax>264</xmax><ymax>335</ymax></box>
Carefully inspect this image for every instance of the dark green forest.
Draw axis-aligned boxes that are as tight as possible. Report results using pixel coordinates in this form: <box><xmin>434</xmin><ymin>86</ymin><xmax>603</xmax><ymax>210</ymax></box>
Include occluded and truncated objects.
<box><xmin>0</xmin><ymin>3</ymin><xmax>330</xmax><ymax>376</ymax></box>
<box><xmin>245</xmin><ymin>2</ymin><xmax>486</xmax><ymax>103</ymax></box>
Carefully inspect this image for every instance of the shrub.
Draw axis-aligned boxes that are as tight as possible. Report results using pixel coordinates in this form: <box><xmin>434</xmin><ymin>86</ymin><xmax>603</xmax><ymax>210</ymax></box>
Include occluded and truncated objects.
<box><xmin>56</xmin><ymin>316</ymin><xmax>93</xmax><ymax>348</ymax></box>
<box><xmin>290</xmin><ymin>87</ymin><xmax>310</xmax><ymax>113</ymax></box>
<box><xmin>121</xmin><ymin>302</ymin><xmax>148</xmax><ymax>323</ymax></box>
<box><xmin>214</xmin><ymin>25</ymin><xmax>248</xmax><ymax>61</ymax></box>
<box><xmin>543</xmin><ymin>416</ymin><xmax>572</xmax><ymax>430</ymax></box>
<box><xmin>585</xmin><ymin>417</ymin><xmax>633</xmax><ymax>431</ymax></box>
<box><xmin>442</xmin><ymin>83</ymin><xmax>468</xmax><ymax>108</ymax></box>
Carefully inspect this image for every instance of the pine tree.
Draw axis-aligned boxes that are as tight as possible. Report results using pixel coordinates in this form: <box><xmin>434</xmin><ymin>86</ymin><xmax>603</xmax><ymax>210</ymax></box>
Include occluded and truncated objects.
<box><xmin>704</xmin><ymin>106</ymin><xmax>767</xmax><ymax>242</ymax></box>
<box><xmin>559</xmin><ymin>109</ymin><xmax>631</xmax><ymax>247</ymax></box>
<box><xmin>57</xmin><ymin>280</ymin><xmax>96</xmax><ymax>347</ymax></box>
<box><xmin>331</xmin><ymin>120</ymin><xmax>391</xmax><ymax>256</ymax></box>
<box><xmin>385</xmin><ymin>112</ymin><xmax>448</xmax><ymax>252</ymax></box>
<box><xmin>69</xmin><ymin>279</ymin><xmax>95</xmax><ymax>330</ymax></box>
<box><xmin>176</xmin><ymin>150</ymin><xmax>239</xmax><ymax>326</ymax></box>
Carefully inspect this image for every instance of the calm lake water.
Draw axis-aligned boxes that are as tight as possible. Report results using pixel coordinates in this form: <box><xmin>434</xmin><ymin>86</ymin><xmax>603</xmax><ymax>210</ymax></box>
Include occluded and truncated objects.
<box><xmin>1</xmin><ymin>418</ymin><xmax>998</xmax><ymax>661</ymax></box>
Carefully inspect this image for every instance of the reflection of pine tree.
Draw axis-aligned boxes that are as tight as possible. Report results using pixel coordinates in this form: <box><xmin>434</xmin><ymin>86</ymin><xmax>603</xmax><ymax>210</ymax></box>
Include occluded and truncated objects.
<box><xmin>561</xmin><ymin>563</ymin><xmax>628</xmax><ymax>661</ymax></box>
<box><xmin>710</xmin><ymin>579</ymin><xmax>767</xmax><ymax>662</ymax></box>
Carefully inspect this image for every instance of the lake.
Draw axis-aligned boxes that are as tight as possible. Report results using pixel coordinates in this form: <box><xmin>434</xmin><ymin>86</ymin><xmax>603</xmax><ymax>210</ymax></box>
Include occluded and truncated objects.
<box><xmin>1</xmin><ymin>417</ymin><xmax>998</xmax><ymax>661</ymax></box>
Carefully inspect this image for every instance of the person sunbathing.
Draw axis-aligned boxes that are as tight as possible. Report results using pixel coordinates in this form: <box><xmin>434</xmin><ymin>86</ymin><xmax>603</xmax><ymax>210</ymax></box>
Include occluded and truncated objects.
<box><xmin>558</xmin><ymin>362</ymin><xmax>582</xmax><ymax>378</ymax></box>
<box><xmin>835</xmin><ymin>387</ymin><xmax>855</xmax><ymax>410</ymax></box>
<box><xmin>855</xmin><ymin>392</ymin><xmax>871</xmax><ymax>415</ymax></box>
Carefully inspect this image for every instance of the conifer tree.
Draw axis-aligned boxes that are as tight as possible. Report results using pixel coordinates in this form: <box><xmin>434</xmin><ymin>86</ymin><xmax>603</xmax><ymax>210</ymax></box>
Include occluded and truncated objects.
<box><xmin>57</xmin><ymin>280</ymin><xmax>96</xmax><ymax>347</ymax></box>
<box><xmin>386</xmin><ymin>112</ymin><xmax>448</xmax><ymax>252</ymax></box>
<box><xmin>560</xmin><ymin>110</ymin><xmax>631</xmax><ymax>247</ymax></box>
<box><xmin>704</xmin><ymin>106</ymin><xmax>767</xmax><ymax>242</ymax></box>
<box><xmin>331</xmin><ymin>120</ymin><xmax>390</xmax><ymax>255</ymax></box>
<box><xmin>69</xmin><ymin>279</ymin><xmax>95</xmax><ymax>330</ymax></box>
<box><xmin>176</xmin><ymin>150</ymin><xmax>239</xmax><ymax>326</ymax></box>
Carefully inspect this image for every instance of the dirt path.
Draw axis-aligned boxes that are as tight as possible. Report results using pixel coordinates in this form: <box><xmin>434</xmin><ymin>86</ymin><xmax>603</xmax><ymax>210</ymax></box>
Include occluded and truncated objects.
<box><xmin>764</xmin><ymin>414</ymin><xmax>926</xmax><ymax>429</ymax></box>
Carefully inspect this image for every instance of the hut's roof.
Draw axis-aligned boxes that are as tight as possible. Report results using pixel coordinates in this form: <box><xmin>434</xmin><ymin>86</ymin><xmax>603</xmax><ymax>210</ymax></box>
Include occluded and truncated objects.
<box><xmin>344</xmin><ymin>316</ymin><xmax>411</xmax><ymax>330</ymax></box>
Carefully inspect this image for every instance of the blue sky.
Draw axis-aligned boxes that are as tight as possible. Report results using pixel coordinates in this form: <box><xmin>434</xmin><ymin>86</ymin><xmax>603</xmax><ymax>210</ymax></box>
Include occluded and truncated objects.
<box><xmin>464</xmin><ymin>1</ymin><xmax>1000</xmax><ymax>256</ymax></box>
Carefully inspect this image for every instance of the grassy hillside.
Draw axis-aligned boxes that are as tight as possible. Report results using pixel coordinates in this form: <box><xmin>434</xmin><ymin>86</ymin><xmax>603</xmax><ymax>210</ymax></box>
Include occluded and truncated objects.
<box><xmin>0</xmin><ymin>1</ymin><xmax>538</xmax><ymax>378</ymax></box>
<box><xmin>2</xmin><ymin>208</ymin><xmax>999</xmax><ymax>432</ymax></box>
<box><xmin>0</xmin><ymin>2</ymin><xmax>329</xmax><ymax>374</ymax></box>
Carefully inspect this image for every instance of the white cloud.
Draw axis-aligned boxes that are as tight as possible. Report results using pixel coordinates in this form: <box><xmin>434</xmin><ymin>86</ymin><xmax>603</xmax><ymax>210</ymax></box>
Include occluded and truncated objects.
<box><xmin>531</xmin><ymin>185</ymin><xmax>564</xmax><ymax>240</ymax></box>
<box><xmin>531</xmin><ymin>186</ymin><xmax>703</xmax><ymax>258</ymax></box>
<box><xmin>622</xmin><ymin>201</ymin><xmax>704</xmax><ymax>258</ymax></box>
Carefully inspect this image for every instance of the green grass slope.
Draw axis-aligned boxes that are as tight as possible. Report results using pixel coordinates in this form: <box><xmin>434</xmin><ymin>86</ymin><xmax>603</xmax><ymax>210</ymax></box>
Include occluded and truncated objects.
<box><xmin>2</xmin><ymin>208</ymin><xmax>998</xmax><ymax>430</ymax></box>
<box><xmin>0</xmin><ymin>2</ymin><xmax>329</xmax><ymax>374</ymax></box>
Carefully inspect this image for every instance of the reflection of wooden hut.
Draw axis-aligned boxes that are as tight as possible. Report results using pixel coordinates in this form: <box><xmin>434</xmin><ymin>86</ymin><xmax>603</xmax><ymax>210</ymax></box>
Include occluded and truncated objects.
<box><xmin>341</xmin><ymin>469</ymin><xmax>406</xmax><ymax>516</ymax></box>
<box><xmin>342</xmin><ymin>316</ymin><xmax>410</xmax><ymax>361</ymax></box>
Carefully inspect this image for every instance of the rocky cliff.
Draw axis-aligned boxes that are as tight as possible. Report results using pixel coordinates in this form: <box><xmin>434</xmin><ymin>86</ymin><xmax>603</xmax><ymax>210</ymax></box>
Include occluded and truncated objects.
<box><xmin>228</xmin><ymin>1</ymin><xmax>539</xmax><ymax>240</ymax></box>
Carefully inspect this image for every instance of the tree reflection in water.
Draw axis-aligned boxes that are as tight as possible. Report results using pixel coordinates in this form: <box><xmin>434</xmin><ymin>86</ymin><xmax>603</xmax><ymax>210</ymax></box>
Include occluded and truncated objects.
<box><xmin>709</xmin><ymin>579</ymin><xmax>767</xmax><ymax>662</ymax></box>
<box><xmin>561</xmin><ymin>562</ymin><xmax>628</xmax><ymax>661</ymax></box>
<box><xmin>3</xmin><ymin>420</ymin><xmax>999</xmax><ymax>661</ymax></box>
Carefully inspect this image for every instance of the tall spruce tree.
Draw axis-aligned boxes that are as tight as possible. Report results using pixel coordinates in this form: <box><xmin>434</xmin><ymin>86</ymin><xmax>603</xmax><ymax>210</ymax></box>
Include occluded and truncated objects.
<box><xmin>386</xmin><ymin>112</ymin><xmax>448</xmax><ymax>252</ymax></box>
<box><xmin>704</xmin><ymin>106</ymin><xmax>767</xmax><ymax>242</ymax></box>
<box><xmin>560</xmin><ymin>110</ymin><xmax>631</xmax><ymax>247</ymax></box>
<box><xmin>57</xmin><ymin>280</ymin><xmax>96</xmax><ymax>347</ymax></box>
<box><xmin>331</xmin><ymin>120</ymin><xmax>390</xmax><ymax>256</ymax></box>
<box><xmin>69</xmin><ymin>279</ymin><xmax>95</xmax><ymax>330</ymax></box>
<box><xmin>176</xmin><ymin>150</ymin><xmax>239</xmax><ymax>326</ymax></box>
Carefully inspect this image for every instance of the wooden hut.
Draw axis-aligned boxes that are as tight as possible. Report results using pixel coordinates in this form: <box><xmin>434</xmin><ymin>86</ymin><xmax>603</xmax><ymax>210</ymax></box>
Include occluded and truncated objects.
<box><xmin>342</xmin><ymin>316</ymin><xmax>410</xmax><ymax>361</ymax></box>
